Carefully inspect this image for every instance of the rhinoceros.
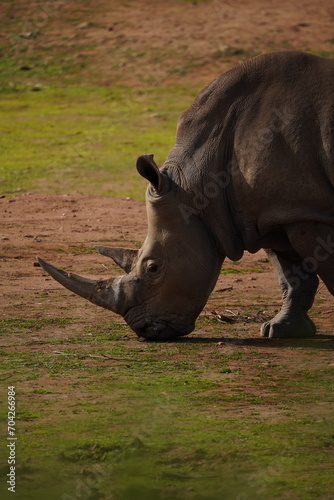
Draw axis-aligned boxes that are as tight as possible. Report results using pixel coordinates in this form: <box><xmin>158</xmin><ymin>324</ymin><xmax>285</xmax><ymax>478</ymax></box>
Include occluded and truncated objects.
<box><xmin>38</xmin><ymin>50</ymin><xmax>334</xmax><ymax>340</ymax></box>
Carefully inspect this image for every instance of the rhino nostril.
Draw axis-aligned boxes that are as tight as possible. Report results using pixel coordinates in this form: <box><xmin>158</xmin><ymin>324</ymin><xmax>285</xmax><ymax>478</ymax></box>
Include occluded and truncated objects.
<box><xmin>134</xmin><ymin>321</ymin><xmax>188</xmax><ymax>340</ymax></box>
<box><xmin>145</xmin><ymin>322</ymin><xmax>166</xmax><ymax>339</ymax></box>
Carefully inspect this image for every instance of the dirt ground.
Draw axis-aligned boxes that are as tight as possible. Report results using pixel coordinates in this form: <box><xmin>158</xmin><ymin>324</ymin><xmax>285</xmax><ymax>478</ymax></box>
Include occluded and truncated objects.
<box><xmin>2</xmin><ymin>3</ymin><xmax>334</xmax><ymax>498</ymax></box>
<box><xmin>1</xmin><ymin>191</ymin><xmax>334</xmax><ymax>420</ymax></box>
<box><xmin>1</xmin><ymin>193</ymin><xmax>334</xmax><ymax>500</ymax></box>
<box><xmin>1</xmin><ymin>192</ymin><xmax>334</xmax><ymax>349</ymax></box>
<box><xmin>3</xmin><ymin>0</ymin><xmax>334</xmax><ymax>87</ymax></box>
<box><xmin>1</xmin><ymin>0</ymin><xmax>334</xmax><ymax>363</ymax></box>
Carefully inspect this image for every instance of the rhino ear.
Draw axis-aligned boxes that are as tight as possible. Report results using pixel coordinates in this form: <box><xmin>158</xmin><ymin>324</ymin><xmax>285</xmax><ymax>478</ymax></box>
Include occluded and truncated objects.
<box><xmin>136</xmin><ymin>154</ymin><xmax>163</xmax><ymax>191</ymax></box>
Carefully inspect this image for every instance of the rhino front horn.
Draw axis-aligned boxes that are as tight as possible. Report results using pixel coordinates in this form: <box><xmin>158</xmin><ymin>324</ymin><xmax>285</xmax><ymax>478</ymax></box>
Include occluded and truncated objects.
<box><xmin>37</xmin><ymin>258</ymin><xmax>125</xmax><ymax>315</ymax></box>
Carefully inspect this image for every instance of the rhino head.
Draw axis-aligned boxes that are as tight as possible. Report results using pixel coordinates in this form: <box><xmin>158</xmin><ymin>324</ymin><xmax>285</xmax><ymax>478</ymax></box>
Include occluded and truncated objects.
<box><xmin>38</xmin><ymin>155</ymin><xmax>223</xmax><ymax>340</ymax></box>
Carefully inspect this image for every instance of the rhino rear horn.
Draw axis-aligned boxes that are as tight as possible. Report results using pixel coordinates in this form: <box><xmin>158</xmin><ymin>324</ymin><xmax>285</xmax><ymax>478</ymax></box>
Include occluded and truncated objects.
<box><xmin>37</xmin><ymin>258</ymin><xmax>124</xmax><ymax>315</ymax></box>
<box><xmin>96</xmin><ymin>246</ymin><xmax>138</xmax><ymax>273</ymax></box>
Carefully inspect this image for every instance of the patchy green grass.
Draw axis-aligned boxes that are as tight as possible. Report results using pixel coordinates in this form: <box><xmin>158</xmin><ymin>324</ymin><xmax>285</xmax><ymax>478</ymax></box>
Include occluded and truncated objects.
<box><xmin>1</xmin><ymin>3</ymin><xmax>334</xmax><ymax>498</ymax></box>
<box><xmin>306</xmin><ymin>49</ymin><xmax>334</xmax><ymax>58</ymax></box>
<box><xmin>220</xmin><ymin>266</ymin><xmax>265</xmax><ymax>275</ymax></box>
<box><xmin>0</xmin><ymin>317</ymin><xmax>72</xmax><ymax>334</ymax></box>
<box><xmin>1</xmin><ymin>315</ymin><xmax>334</xmax><ymax>500</ymax></box>
<box><xmin>0</xmin><ymin>85</ymin><xmax>196</xmax><ymax>199</ymax></box>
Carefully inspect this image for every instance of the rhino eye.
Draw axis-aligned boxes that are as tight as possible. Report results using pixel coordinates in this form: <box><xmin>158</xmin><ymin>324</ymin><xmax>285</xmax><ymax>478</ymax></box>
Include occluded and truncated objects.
<box><xmin>147</xmin><ymin>262</ymin><xmax>159</xmax><ymax>273</ymax></box>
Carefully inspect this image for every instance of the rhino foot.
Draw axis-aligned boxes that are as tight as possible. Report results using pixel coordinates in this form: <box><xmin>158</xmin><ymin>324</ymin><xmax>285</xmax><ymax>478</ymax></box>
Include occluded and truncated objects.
<box><xmin>260</xmin><ymin>313</ymin><xmax>316</xmax><ymax>338</ymax></box>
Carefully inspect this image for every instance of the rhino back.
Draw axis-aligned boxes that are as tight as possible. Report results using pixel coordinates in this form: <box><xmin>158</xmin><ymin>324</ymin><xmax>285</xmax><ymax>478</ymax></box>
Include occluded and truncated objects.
<box><xmin>232</xmin><ymin>51</ymin><xmax>334</xmax><ymax>233</ymax></box>
<box><xmin>176</xmin><ymin>51</ymin><xmax>334</xmax><ymax>163</ymax></box>
<box><xmin>166</xmin><ymin>51</ymin><xmax>334</xmax><ymax>250</ymax></box>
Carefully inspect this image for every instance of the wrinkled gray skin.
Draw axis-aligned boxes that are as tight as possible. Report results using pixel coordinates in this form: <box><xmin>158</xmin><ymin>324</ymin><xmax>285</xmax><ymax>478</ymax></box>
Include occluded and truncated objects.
<box><xmin>39</xmin><ymin>50</ymin><xmax>334</xmax><ymax>341</ymax></box>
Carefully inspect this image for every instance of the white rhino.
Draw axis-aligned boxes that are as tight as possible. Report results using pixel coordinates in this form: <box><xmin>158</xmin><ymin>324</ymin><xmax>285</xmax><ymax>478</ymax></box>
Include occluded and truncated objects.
<box><xmin>38</xmin><ymin>50</ymin><xmax>334</xmax><ymax>340</ymax></box>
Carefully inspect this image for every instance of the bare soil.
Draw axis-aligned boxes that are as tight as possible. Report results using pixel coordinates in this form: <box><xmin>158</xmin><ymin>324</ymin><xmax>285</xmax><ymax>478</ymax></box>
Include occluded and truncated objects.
<box><xmin>1</xmin><ymin>3</ymin><xmax>334</xmax><ymax>498</ymax></box>
<box><xmin>1</xmin><ymin>0</ymin><xmax>334</xmax><ymax>369</ymax></box>
<box><xmin>1</xmin><ymin>193</ymin><xmax>334</xmax><ymax>366</ymax></box>
<box><xmin>3</xmin><ymin>0</ymin><xmax>334</xmax><ymax>87</ymax></box>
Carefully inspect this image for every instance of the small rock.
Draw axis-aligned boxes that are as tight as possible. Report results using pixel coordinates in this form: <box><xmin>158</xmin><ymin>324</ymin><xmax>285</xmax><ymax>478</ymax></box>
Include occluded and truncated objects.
<box><xmin>20</xmin><ymin>31</ymin><xmax>38</xmax><ymax>39</ymax></box>
<box><xmin>218</xmin><ymin>44</ymin><xmax>229</xmax><ymax>53</ymax></box>
<box><xmin>77</xmin><ymin>22</ymin><xmax>91</xmax><ymax>29</ymax></box>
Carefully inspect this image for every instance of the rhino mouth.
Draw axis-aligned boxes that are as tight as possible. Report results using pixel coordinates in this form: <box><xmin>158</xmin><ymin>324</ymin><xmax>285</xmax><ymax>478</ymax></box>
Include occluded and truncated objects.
<box><xmin>131</xmin><ymin>320</ymin><xmax>195</xmax><ymax>341</ymax></box>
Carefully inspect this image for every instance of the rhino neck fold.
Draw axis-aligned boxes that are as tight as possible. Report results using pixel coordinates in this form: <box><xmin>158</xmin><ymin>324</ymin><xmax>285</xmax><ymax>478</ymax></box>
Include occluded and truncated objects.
<box><xmin>164</xmin><ymin>145</ymin><xmax>244</xmax><ymax>261</ymax></box>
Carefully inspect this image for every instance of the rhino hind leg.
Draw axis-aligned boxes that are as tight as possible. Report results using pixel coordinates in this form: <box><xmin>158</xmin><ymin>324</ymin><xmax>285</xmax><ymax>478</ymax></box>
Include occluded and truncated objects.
<box><xmin>261</xmin><ymin>249</ymin><xmax>318</xmax><ymax>338</ymax></box>
<box><xmin>285</xmin><ymin>222</ymin><xmax>334</xmax><ymax>297</ymax></box>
